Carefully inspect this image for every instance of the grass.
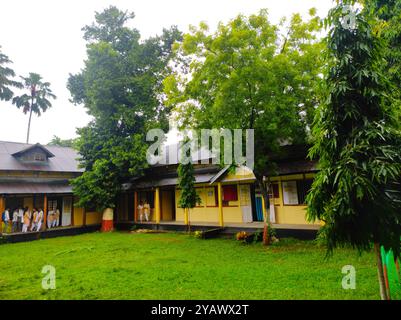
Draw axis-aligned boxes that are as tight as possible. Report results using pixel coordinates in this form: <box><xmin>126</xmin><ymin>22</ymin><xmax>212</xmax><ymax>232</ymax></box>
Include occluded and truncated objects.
<box><xmin>0</xmin><ymin>231</ymin><xmax>379</xmax><ymax>300</ymax></box>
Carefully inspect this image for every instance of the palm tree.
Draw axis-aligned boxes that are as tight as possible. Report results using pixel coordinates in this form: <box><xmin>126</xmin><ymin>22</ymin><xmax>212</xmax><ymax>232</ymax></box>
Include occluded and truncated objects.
<box><xmin>12</xmin><ymin>73</ymin><xmax>56</xmax><ymax>143</ymax></box>
<box><xmin>0</xmin><ymin>46</ymin><xmax>21</xmax><ymax>101</ymax></box>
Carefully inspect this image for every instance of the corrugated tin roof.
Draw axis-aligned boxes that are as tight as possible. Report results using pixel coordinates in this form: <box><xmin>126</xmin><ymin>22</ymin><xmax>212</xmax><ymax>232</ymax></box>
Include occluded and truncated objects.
<box><xmin>132</xmin><ymin>172</ymin><xmax>217</xmax><ymax>189</ymax></box>
<box><xmin>276</xmin><ymin>160</ymin><xmax>318</xmax><ymax>175</ymax></box>
<box><xmin>0</xmin><ymin>141</ymin><xmax>82</xmax><ymax>173</ymax></box>
<box><xmin>0</xmin><ymin>182</ymin><xmax>73</xmax><ymax>194</ymax></box>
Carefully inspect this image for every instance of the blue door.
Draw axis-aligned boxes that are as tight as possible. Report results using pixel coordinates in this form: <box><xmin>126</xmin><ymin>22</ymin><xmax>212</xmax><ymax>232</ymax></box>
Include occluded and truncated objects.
<box><xmin>255</xmin><ymin>196</ymin><xmax>264</xmax><ymax>222</ymax></box>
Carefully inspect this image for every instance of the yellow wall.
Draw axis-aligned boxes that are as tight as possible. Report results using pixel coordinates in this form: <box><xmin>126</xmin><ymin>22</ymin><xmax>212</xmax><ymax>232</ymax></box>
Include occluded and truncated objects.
<box><xmin>175</xmin><ymin>183</ymin><xmax>250</xmax><ymax>224</ymax></box>
<box><xmin>161</xmin><ymin>191</ymin><xmax>174</xmax><ymax>221</ymax></box>
<box><xmin>270</xmin><ymin>174</ymin><xmax>320</xmax><ymax>225</ymax></box>
<box><xmin>73</xmin><ymin>207</ymin><xmax>84</xmax><ymax>226</ymax></box>
<box><xmin>86</xmin><ymin>211</ymin><xmax>102</xmax><ymax>225</ymax></box>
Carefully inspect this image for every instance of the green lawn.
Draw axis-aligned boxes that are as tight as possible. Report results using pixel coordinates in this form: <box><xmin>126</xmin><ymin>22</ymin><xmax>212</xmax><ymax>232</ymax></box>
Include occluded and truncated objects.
<box><xmin>0</xmin><ymin>232</ymin><xmax>379</xmax><ymax>300</ymax></box>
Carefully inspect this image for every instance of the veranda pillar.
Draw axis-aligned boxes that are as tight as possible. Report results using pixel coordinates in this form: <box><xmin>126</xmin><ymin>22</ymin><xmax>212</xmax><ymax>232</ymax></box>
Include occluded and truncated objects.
<box><xmin>217</xmin><ymin>182</ymin><xmax>224</xmax><ymax>227</ymax></box>
<box><xmin>155</xmin><ymin>187</ymin><xmax>161</xmax><ymax>224</ymax></box>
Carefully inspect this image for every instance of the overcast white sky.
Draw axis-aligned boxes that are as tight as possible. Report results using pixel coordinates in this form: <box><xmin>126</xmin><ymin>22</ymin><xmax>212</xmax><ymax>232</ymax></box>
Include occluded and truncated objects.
<box><xmin>0</xmin><ymin>0</ymin><xmax>332</xmax><ymax>144</ymax></box>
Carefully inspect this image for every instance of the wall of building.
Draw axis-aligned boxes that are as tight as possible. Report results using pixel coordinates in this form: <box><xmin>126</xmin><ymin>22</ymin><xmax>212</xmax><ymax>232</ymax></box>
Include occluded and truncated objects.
<box><xmin>175</xmin><ymin>182</ymin><xmax>251</xmax><ymax>224</ymax></box>
<box><xmin>270</xmin><ymin>173</ymin><xmax>320</xmax><ymax>225</ymax></box>
<box><xmin>86</xmin><ymin>211</ymin><xmax>102</xmax><ymax>225</ymax></box>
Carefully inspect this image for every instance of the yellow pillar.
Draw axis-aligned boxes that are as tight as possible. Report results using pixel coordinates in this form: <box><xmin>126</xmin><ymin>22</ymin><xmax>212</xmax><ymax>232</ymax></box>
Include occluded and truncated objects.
<box><xmin>217</xmin><ymin>182</ymin><xmax>224</xmax><ymax>227</ymax></box>
<box><xmin>261</xmin><ymin>195</ymin><xmax>267</xmax><ymax>221</ymax></box>
<box><xmin>184</xmin><ymin>208</ymin><xmax>189</xmax><ymax>225</ymax></box>
<box><xmin>155</xmin><ymin>187</ymin><xmax>161</xmax><ymax>224</ymax></box>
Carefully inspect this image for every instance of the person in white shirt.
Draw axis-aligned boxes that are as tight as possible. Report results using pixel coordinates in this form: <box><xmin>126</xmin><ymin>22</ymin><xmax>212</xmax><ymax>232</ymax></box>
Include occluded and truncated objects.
<box><xmin>54</xmin><ymin>209</ymin><xmax>60</xmax><ymax>227</ymax></box>
<box><xmin>47</xmin><ymin>210</ymin><xmax>54</xmax><ymax>229</ymax></box>
<box><xmin>11</xmin><ymin>209</ymin><xmax>18</xmax><ymax>233</ymax></box>
<box><xmin>138</xmin><ymin>202</ymin><xmax>144</xmax><ymax>223</ymax></box>
<box><xmin>2</xmin><ymin>208</ymin><xmax>10</xmax><ymax>233</ymax></box>
<box><xmin>36</xmin><ymin>209</ymin><xmax>43</xmax><ymax>232</ymax></box>
<box><xmin>17</xmin><ymin>207</ymin><xmax>24</xmax><ymax>232</ymax></box>
<box><xmin>30</xmin><ymin>209</ymin><xmax>38</xmax><ymax>231</ymax></box>
<box><xmin>143</xmin><ymin>201</ymin><xmax>150</xmax><ymax>222</ymax></box>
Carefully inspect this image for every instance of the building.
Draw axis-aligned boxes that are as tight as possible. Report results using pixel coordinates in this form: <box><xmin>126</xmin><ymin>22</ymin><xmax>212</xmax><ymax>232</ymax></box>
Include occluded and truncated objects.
<box><xmin>0</xmin><ymin>141</ymin><xmax>102</xmax><ymax>234</ymax></box>
<box><xmin>0</xmin><ymin>141</ymin><xmax>320</xmax><ymax>238</ymax></box>
<box><xmin>115</xmin><ymin>144</ymin><xmax>321</xmax><ymax>230</ymax></box>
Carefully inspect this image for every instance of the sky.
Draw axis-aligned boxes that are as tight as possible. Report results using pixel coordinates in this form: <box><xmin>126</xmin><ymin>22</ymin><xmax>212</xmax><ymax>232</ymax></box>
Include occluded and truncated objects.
<box><xmin>0</xmin><ymin>0</ymin><xmax>333</xmax><ymax>145</ymax></box>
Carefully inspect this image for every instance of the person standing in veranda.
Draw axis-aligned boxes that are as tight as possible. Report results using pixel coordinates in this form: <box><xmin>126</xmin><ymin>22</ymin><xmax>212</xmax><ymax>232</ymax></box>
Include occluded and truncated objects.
<box><xmin>138</xmin><ymin>201</ymin><xmax>144</xmax><ymax>223</ymax></box>
<box><xmin>47</xmin><ymin>210</ymin><xmax>54</xmax><ymax>229</ymax></box>
<box><xmin>2</xmin><ymin>208</ymin><xmax>10</xmax><ymax>233</ymax></box>
<box><xmin>11</xmin><ymin>208</ymin><xmax>18</xmax><ymax>233</ymax></box>
<box><xmin>54</xmin><ymin>208</ymin><xmax>60</xmax><ymax>227</ymax></box>
<box><xmin>17</xmin><ymin>207</ymin><xmax>24</xmax><ymax>232</ymax></box>
<box><xmin>36</xmin><ymin>208</ymin><xmax>43</xmax><ymax>232</ymax></box>
<box><xmin>143</xmin><ymin>201</ymin><xmax>150</xmax><ymax>222</ymax></box>
<box><xmin>30</xmin><ymin>208</ymin><xmax>38</xmax><ymax>231</ymax></box>
<box><xmin>22</xmin><ymin>207</ymin><xmax>30</xmax><ymax>233</ymax></box>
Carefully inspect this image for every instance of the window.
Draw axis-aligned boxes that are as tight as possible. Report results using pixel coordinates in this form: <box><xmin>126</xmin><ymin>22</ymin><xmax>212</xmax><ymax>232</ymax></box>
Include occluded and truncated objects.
<box><xmin>34</xmin><ymin>153</ymin><xmax>46</xmax><ymax>161</ymax></box>
<box><xmin>296</xmin><ymin>179</ymin><xmax>313</xmax><ymax>204</ymax></box>
<box><xmin>268</xmin><ymin>183</ymin><xmax>280</xmax><ymax>199</ymax></box>
<box><xmin>222</xmin><ymin>185</ymin><xmax>238</xmax><ymax>202</ymax></box>
<box><xmin>205</xmin><ymin>187</ymin><xmax>218</xmax><ymax>206</ymax></box>
<box><xmin>282</xmin><ymin>179</ymin><xmax>313</xmax><ymax>205</ymax></box>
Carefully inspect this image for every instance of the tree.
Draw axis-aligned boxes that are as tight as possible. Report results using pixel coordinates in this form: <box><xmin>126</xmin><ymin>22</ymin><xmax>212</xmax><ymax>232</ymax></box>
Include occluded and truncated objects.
<box><xmin>12</xmin><ymin>73</ymin><xmax>56</xmax><ymax>143</ymax></box>
<box><xmin>0</xmin><ymin>46</ymin><xmax>21</xmax><ymax>101</ymax></box>
<box><xmin>164</xmin><ymin>9</ymin><xmax>324</xmax><ymax>244</ymax></box>
<box><xmin>177</xmin><ymin>138</ymin><xmax>201</xmax><ymax>232</ymax></box>
<box><xmin>68</xmin><ymin>6</ymin><xmax>181</xmax><ymax>211</ymax></box>
<box><xmin>48</xmin><ymin>135</ymin><xmax>76</xmax><ymax>148</ymax></box>
<box><xmin>306</xmin><ymin>1</ymin><xmax>401</xmax><ymax>300</ymax></box>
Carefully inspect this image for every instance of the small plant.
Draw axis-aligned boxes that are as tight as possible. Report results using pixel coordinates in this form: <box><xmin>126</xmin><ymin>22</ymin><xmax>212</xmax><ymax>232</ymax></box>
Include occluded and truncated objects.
<box><xmin>236</xmin><ymin>231</ymin><xmax>249</xmax><ymax>243</ymax></box>
<box><xmin>253</xmin><ymin>231</ymin><xmax>262</xmax><ymax>243</ymax></box>
<box><xmin>193</xmin><ymin>230</ymin><xmax>204</xmax><ymax>239</ymax></box>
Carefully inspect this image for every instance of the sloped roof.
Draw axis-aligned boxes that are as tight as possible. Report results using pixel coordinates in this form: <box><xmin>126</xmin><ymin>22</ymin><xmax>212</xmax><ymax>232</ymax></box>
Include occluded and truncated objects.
<box><xmin>0</xmin><ymin>182</ymin><xmax>72</xmax><ymax>194</ymax></box>
<box><xmin>12</xmin><ymin>143</ymin><xmax>55</xmax><ymax>158</ymax></box>
<box><xmin>0</xmin><ymin>141</ymin><xmax>82</xmax><ymax>173</ymax></box>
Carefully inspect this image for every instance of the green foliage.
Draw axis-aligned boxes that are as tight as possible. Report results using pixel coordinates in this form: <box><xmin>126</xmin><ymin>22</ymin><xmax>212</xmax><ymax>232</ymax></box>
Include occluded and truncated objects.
<box><xmin>12</xmin><ymin>73</ymin><xmax>56</xmax><ymax>115</ymax></box>
<box><xmin>307</xmin><ymin>1</ymin><xmax>401</xmax><ymax>257</ymax></box>
<box><xmin>364</xmin><ymin>0</ymin><xmax>401</xmax><ymax>114</ymax></box>
<box><xmin>177</xmin><ymin>138</ymin><xmax>201</xmax><ymax>209</ymax></box>
<box><xmin>0</xmin><ymin>46</ymin><xmax>21</xmax><ymax>101</ymax></box>
<box><xmin>164</xmin><ymin>9</ymin><xmax>325</xmax><ymax>177</ymax></box>
<box><xmin>48</xmin><ymin>135</ymin><xmax>76</xmax><ymax>148</ymax></box>
<box><xmin>12</xmin><ymin>72</ymin><xmax>56</xmax><ymax>143</ymax></box>
<box><xmin>68</xmin><ymin>6</ymin><xmax>181</xmax><ymax>210</ymax></box>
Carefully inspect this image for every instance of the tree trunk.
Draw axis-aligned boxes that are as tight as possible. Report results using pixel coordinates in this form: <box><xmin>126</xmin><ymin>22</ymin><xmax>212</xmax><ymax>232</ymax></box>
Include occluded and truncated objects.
<box><xmin>256</xmin><ymin>176</ymin><xmax>270</xmax><ymax>246</ymax></box>
<box><xmin>26</xmin><ymin>107</ymin><xmax>33</xmax><ymax>144</ymax></box>
<box><xmin>374</xmin><ymin>243</ymin><xmax>389</xmax><ymax>300</ymax></box>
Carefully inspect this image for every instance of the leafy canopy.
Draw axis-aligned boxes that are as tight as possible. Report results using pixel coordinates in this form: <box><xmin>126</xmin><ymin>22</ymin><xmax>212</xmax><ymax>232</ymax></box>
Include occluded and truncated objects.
<box><xmin>177</xmin><ymin>138</ymin><xmax>201</xmax><ymax>209</ymax></box>
<box><xmin>164</xmin><ymin>9</ymin><xmax>324</xmax><ymax>177</ymax></box>
<box><xmin>0</xmin><ymin>46</ymin><xmax>21</xmax><ymax>101</ymax></box>
<box><xmin>306</xmin><ymin>1</ymin><xmax>401</xmax><ymax>257</ymax></box>
<box><xmin>68</xmin><ymin>6</ymin><xmax>181</xmax><ymax>210</ymax></box>
<box><xmin>12</xmin><ymin>73</ymin><xmax>56</xmax><ymax>116</ymax></box>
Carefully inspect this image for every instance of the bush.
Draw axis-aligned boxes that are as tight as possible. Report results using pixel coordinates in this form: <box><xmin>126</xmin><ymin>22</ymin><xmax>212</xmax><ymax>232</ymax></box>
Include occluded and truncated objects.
<box><xmin>193</xmin><ymin>230</ymin><xmax>204</xmax><ymax>239</ymax></box>
<box><xmin>236</xmin><ymin>231</ymin><xmax>249</xmax><ymax>241</ymax></box>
